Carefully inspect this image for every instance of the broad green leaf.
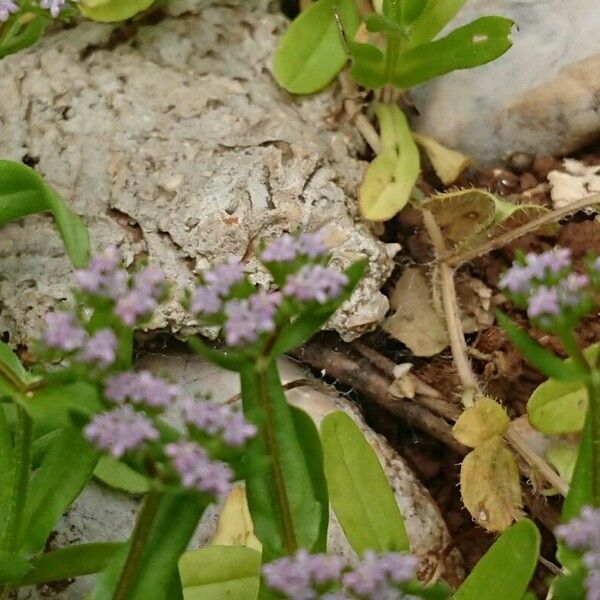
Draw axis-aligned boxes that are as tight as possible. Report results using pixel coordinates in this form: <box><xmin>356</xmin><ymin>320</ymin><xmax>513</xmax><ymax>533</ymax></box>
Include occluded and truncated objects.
<box><xmin>365</xmin><ymin>14</ymin><xmax>403</xmax><ymax>34</ymax></box>
<box><xmin>94</xmin><ymin>455</ymin><xmax>150</xmax><ymax>494</ymax></box>
<box><xmin>348</xmin><ymin>41</ymin><xmax>386</xmax><ymax>89</ymax></box>
<box><xmin>0</xmin><ymin>161</ymin><xmax>89</xmax><ymax>267</ymax></box>
<box><xmin>95</xmin><ymin>492</ymin><xmax>207</xmax><ymax>600</ymax></box>
<box><xmin>399</xmin><ymin>0</ymin><xmax>427</xmax><ymax>25</ymax></box>
<box><xmin>406</xmin><ymin>0</ymin><xmax>468</xmax><ymax>47</ymax></box>
<box><xmin>273</xmin><ymin>0</ymin><xmax>360</xmax><ymax>94</ymax></box>
<box><xmin>78</xmin><ymin>0</ymin><xmax>154</xmax><ymax>22</ymax></box>
<box><xmin>496</xmin><ymin>311</ymin><xmax>588</xmax><ymax>381</ymax></box>
<box><xmin>19</xmin><ymin>381</ymin><xmax>102</xmax><ymax>430</ymax></box>
<box><xmin>359</xmin><ymin>103</ymin><xmax>420</xmax><ymax>221</ymax></box>
<box><xmin>269</xmin><ymin>259</ymin><xmax>366</xmax><ymax>357</ymax></box>
<box><xmin>527</xmin><ymin>344</ymin><xmax>600</xmax><ymax>434</ymax></box>
<box><xmin>0</xmin><ymin>551</ymin><xmax>29</xmax><ymax>583</ymax></box>
<box><xmin>240</xmin><ymin>362</ymin><xmax>324</xmax><ymax>560</ymax></box>
<box><xmin>393</xmin><ymin>17</ymin><xmax>514</xmax><ymax>89</ymax></box>
<box><xmin>453</xmin><ymin>519</ymin><xmax>540</xmax><ymax>600</ymax></box>
<box><xmin>0</xmin><ymin>15</ymin><xmax>47</xmax><ymax>60</ymax></box>
<box><xmin>551</xmin><ymin>569</ymin><xmax>587</xmax><ymax>600</ymax></box>
<box><xmin>321</xmin><ymin>411</ymin><xmax>410</xmax><ymax>553</ymax></box>
<box><xmin>179</xmin><ymin>545</ymin><xmax>261</xmax><ymax>600</ymax></box>
<box><xmin>19</xmin><ymin>427</ymin><xmax>98</xmax><ymax>554</ymax></box>
<box><xmin>546</xmin><ymin>443</ymin><xmax>578</xmax><ymax>485</ymax></box>
<box><xmin>19</xmin><ymin>543</ymin><xmax>122</xmax><ymax>586</ymax></box>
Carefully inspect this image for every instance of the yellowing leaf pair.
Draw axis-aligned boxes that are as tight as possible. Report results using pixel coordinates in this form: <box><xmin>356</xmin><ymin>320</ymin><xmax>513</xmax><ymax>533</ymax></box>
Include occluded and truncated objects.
<box><xmin>359</xmin><ymin>104</ymin><xmax>420</xmax><ymax>221</ymax></box>
<box><xmin>454</xmin><ymin>398</ymin><xmax>522</xmax><ymax>532</ymax></box>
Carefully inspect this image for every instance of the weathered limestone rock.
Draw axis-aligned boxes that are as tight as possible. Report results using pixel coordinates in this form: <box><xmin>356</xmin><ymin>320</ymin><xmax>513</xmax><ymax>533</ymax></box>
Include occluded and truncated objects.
<box><xmin>0</xmin><ymin>0</ymin><xmax>396</xmax><ymax>347</ymax></box>
<box><xmin>20</xmin><ymin>356</ymin><xmax>461</xmax><ymax>599</ymax></box>
<box><xmin>410</xmin><ymin>0</ymin><xmax>600</xmax><ymax>162</ymax></box>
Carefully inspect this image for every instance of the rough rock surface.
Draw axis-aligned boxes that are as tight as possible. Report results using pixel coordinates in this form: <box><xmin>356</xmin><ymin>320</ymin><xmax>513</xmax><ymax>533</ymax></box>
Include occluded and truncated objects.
<box><xmin>0</xmin><ymin>0</ymin><xmax>396</xmax><ymax>347</ymax></box>
<box><xmin>19</xmin><ymin>356</ymin><xmax>461</xmax><ymax>599</ymax></box>
<box><xmin>410</xmin><ymin>0</ymin><xmax>600</xmax><ymax>162</ymax></box>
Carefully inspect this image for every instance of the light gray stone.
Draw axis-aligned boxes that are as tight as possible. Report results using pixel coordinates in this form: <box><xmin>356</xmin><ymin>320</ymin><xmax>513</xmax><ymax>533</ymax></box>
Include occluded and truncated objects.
<box><xmin>21</xmin><ymin>355</ymin><xmax>460</xmax><ymax>598</ymax></box>
<box><xmin>0</xmin><ymin>1</ymin><xmax>396</xmax><ymax>347</ymax></box>
<box><xmin>410</xmin><ymin>0</ymin><xmax>600</xmax><ymax>162</ymax></box>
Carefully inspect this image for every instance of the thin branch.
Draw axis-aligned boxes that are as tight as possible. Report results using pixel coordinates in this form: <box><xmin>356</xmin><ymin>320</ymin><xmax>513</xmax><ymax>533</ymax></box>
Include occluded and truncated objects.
<box><xmin>445</xmin><ymin>194</ymin><xmax>600</xmax><ymax>267</ymax></box>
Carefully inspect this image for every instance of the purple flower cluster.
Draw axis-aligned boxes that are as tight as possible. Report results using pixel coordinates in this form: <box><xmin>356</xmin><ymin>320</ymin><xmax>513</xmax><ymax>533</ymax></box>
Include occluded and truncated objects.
<box><xmin>262</xmin><ymin>550</ymin><xmax>417</xmax><ymax>600</ymax></box>
<box><xmin>75</xmin><ymin>247</ymin><xmax>165</xmax><ymax>326</ymax></box>
<box><xmin>81</xmin><ymin>329</ymin><xmax>118</xmax><ymax>368</ymax></box>
<box><xmin>283</xmin><ymin>265</ymin><xmax>348</xmax><ymax>304</ymax></box>
<box><xmin>191</xmin><ymin>258</ymin><xmax>245</xmax><ymax>317</ymax></box>
<box><xmin>165</xmin><ymin>441</ymin><xmax>233</xmax><ymax>497</ymax></box>
<box><xmin>84</xmin><ymin>405</ymin><xmax>158</xmax><ymax>458</ymax></box>
<box><xmin>105</xmin><ymin>371</ymin><xmax>180</xmax><ymax>408</ymax></box>
<box><xmin>182</xmin><ymin>397</ymin><xmax>257</xmax><ymax>446</ymax></box>
<box><xmin>0</xmin><ymin>0</ymin><xmax>18</xmax><ymax>22</ymax></box>
<box><xmin>40</xmin><ymin>0</ymin><xmax>70</xmax><ymax>17</ymax></box>
<box><xmin>223</xmin><ymin>291</ymin><xmax>281</xmax><ymax>346</ymax></box>
<box><xmin>499</xmin><ymin>248</ymin><xmax>594</xmax><ymax>326</ymax></box>
<box><xmin>556</xmin><ymin>507</ymin><xmax>600</xmax><ymax>600</ymax></box>
<box><xmin>261</xmin><ymin>231</ymin><xmax>328</xmax><ymax>263</ymax></box>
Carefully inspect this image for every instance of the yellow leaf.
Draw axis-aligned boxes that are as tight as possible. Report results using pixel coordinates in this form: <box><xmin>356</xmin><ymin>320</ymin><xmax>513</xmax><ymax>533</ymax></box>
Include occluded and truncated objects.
<box><xmin>359</xmin><ymin>104</ymin><xmax>420</xmax><ymax>222</ymax></box>
<box><xmin>211</xmin><ymin>484</ymin><xmax>262</xmax><ymax>551</ymax></box>
<box><xmin>413</xmin><ymin>133</ymin><xmax>473</xmax><ymax>186</ymax></box>
<box><xmin>453</xmin><ymin>397</ymin><xmax>509</xmax><ymax>448</ymax></box>
<box><xmin>460</xmin><ymin>436</ymin><xmax>523</xmax><ymax>532</ymax></box>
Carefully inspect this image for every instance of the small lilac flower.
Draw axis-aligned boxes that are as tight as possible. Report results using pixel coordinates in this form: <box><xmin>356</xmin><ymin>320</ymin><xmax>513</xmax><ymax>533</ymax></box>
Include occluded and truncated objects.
<box><xmin>134</xmin><ymin>267</ymin><xmax>165</xmax><ymax>298</ymax></box>
<box><xmin>40</xmin><ymin>0</ymin><xmax>68</xmax><ymax>17</ymax></box>
<box><xmin>498</xmin><ymin>264</ymin><xmax>532</xmax><ymax>295</ymax></box>
<box><xmin>165</xmin><ymin>441</ymin><xmax>233</xmax><ymax>497</ymax></box>
<box><xmin>81</xmin><ymin>329</ymin><xmax>117</xmax><ymax>367</ymax></box>
<box><xmin>558</xmin><ymin>272</ymin><xmax>590</xmax><ymax>307</ymax></box>
<box><xmin>191</xmin><ymin>285</ymin><xmax>221</xmax><ymax>315</ymax></box>
<box><xmin>84</xmin><ymin>405</ymin><xmax>158</xmax><ymax>458</ymax></box>
<box><xmin>262</xmin><ymin>234</ymin><xmax>298</xmax><ymax>262</ymax></box>
<box><xmin>525</xmin><ymin>247</ymin><xmax>572</xmax><ymax>279</ymax></box>
<box><xmin>181</xmin><ymin>398</ymin><xmax>256</xmax><ymax>446</ymax></box>
<box><xmin>298</xmin><ymin>231</ymin><xmax>327</xmax><ymax>259</ymax></box>
<box><xmin>105</xmin><ymin>371</ymin><xmax>180</xmax><ymax>408</ymax></box>
<box><xmin>283</xmin><ymin>265</ymin><xmax>348</xmax><ymax>304</ymax></box>
<box><xmin>263</xmin><ymin>550</ymin><xmax>329</xmax><ymax>600</ymax></box>
<box><xmin>204</xmin><ymin>257</ymin><xmax>245</xmax><ymax>296</ymax></box>
<box><xmin>75</xmin><ymin>246</ymin><xmax>128</xmax><ymax>300</ymax></box>
<box><xmin>527</xmin><ymin>285</ymin><xmax>560</xmax><ymax>319</ymax></box>
<box><xmin>223</xmin><ymin>291</ymin><xmax>281</xmax><ymax>347</ymax></box>
<box><xmin>0</xmin><ymin>0</ymin><xmax>18</xmax><ymax>22</ymax></box>
<box><xmin>42</xmin><ymin>312</ymin><xmax>87</xmax><ymax>352</ymax></box>
<box><xmin>115</xmin><ymin>289</ymin><xmax>157</xmax><ymax>326</ymax></box>
<box><xmin>343</xmin><ymin>551</ymin><xmax>417</xmax><ymax>598</ymax></box>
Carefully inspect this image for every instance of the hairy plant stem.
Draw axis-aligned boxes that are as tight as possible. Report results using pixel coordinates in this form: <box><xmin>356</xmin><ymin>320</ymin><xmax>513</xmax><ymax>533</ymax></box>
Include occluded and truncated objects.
<box><xmin>1</xmin><ymin>406</ymin><xmax>32</xmax><ymax>553</ymax></box>
<box><xmin>113</xmin><ymin>488</ymin><xmax>163</xmax><ymax>600</ymax></box>
<box><xmin>254</xmin><ymin>360</ymin><xmax>297</xmax><ymax>554</ymax></box>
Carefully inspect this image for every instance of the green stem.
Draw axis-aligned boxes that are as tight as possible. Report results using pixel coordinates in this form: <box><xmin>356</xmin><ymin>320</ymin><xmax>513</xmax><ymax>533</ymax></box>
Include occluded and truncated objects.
<box><xmin>560</xmin><ymin>330</ymin><xmax>591</xmax><ymax>373</ymax></box>
<box><xmin>383</xmin><ymin>32</ymin><xmax>401</xmax><ymax>83</ymax></box>
<box><xmin>1</xmin><ymin>406</ymin><xmax>32</xmax><ymax>552</ymax></box>
<box><xmin>113</xmin><ymin>489</ymin><xmax>163</xmax><ymax>600</ymax></box>
<box><xmin>586</xmin><ymin>372</ymin><xmax>600</xmax><ymax>507</ymax></box>
<box><xmin>255</xmin><ymin>361</ymin><xmax>297</xmax><ymax>554</ymax></box>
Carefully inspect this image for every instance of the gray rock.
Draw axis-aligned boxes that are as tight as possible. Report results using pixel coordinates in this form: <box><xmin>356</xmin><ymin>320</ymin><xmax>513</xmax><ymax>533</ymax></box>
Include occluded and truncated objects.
<box><xmin>0</xmin><ymin>1</ymin><xmax>396</xmax><ymax>346</ymax></box>
<box><xmin>20</xmin><ymin>356</ymin><xmax>460</xmax><ymax>598</ymax></box>
<box><xmin>410</xmin><ymin>0</ymin><xmax>600</xmax><ymax>162</ymax></box>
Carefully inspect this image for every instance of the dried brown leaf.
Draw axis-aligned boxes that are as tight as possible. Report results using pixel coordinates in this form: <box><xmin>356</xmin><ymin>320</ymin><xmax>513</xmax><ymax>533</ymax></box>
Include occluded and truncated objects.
<box><xmin>453</xmin><ymin>397</ymin><xmax>509</xmax><ymax>448</ymax></box>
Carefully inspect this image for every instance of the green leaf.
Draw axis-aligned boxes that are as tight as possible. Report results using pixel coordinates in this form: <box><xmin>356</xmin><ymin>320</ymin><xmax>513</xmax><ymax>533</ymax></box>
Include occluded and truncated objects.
<box><xmin>19</xmin><ymin>381</ymin><xmax>102</xmax><ymax>429</ymax></box>
<box><xmin>393</xmin><ymin>17</ymin><xmax>514</xmax><ymax>89</ymax></box>
<box><xmin>320</xmin><ymin>411</ymin><xmax>410</xmax><ymax>554</ymax></box>
<box><xmin>19</xmin><ymin>427</ymin><xmax>98</xmax><ymax>555</ymax></box>
<box><xmin>273</xmin><ymin>0</ymin><xmax>360</xmax><ymax>94</ymax></box>
<box><xmin>179</xmin><ymin>545</ymin><xmax>261</xmax><ymax>600</ymax></box>
<box><xmin>0</xmin><ymin>340</ymin><xmax>37</xmax><ymax>389</ymax></box>
<box><xmin>496</xmin><ymin>311</ymin><xmax>587</xmax><ymax>381</ymax></box>
<box><xmin>78</xmin><ymin>0</ymin><xmax>155</xmax><ymax>22</ymax></box>
<box><xmin>240</xmin><ymin>362</ymin><xmax>325</xmax><ymax>560</ymax></box>
<box><xmin>365</xmin><ymin>14</ymin><xmax>403</xmax><ymax>34</ymax></box>
<box><xmin>19</xmin><ymin>543</ymin><xmax>122</xmax><ymax>586</ymax></box>
<box><xmin>0</xmin><ymin>160</ymin><xmax>89</xmax><ymax>267</ymax></box>
<box><xmin>359</xmin><ymin>103</ymin><xmax>420</xmax><ymax>221</ymax></box>
<box><xmin>527</xmin><ymin>344</ymin><xmax>600</xmax><ymax>434</ymax></box>
<box><xmin>0</xmin><ymin>15</ymin><xmax>47</xmax><ymax>60</ymax></box>
<box><xmin>453</xmin><ymin>519</ymin><xmax>540</xmax><ymax>600</ymax></box>
<box><xmin>0</xmin><ymin>551</ymin><xmax>29</xmax><ymax>583</ymax></box>
<box><xmin>406</xmin><ymin>0</ymin><xmax>468</xmax><ymax>47</ymax></box>
<box><xmin>348</xmin><ymin>41</ymin><xmax>387</xmax><ymax>88</ymax></box>
<box><xmin>94</xmin><ymin>455</ymin><xmax>150</xmax><ymax>494</ymax></box>
<box><xmin>95</xmin><ymin>492</ymin><xmax>207</xmax><ymax>600</ymax></box>
<box><xmin>0</xmin><ymin>405</ymin><xmax>13</xmax><ymax>538</ymax></box>
<box><xmin>399</xmin><ymin>0</ymin><xmax>427</xmax><ymax>25</ymax></box>
<box><xmin>270</xmin><ymin>259</ymin><xmax>366</xmax><ymax>357</ymax></box>
<box><xmin>551</xmin><ymin>568</ymin><xmax>587</xmax><ymax>600</ymax></box>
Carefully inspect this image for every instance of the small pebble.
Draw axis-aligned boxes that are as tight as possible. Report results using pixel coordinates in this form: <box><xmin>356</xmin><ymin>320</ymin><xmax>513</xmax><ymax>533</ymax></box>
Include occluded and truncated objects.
<box><xmin>509</xmin><ymin>151</ymin><xmax>534</xmax><ymax>173</ymax></box>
